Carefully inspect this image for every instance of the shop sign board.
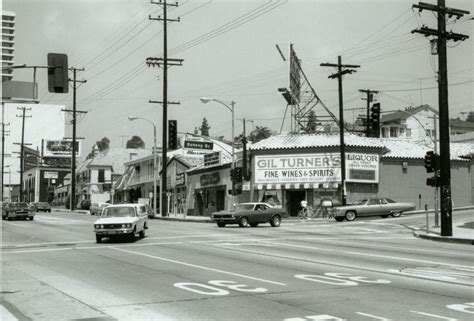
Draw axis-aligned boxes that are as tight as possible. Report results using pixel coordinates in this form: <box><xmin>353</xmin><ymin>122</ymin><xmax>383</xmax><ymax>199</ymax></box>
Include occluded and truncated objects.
<box><xmin>254</xmin><ymin>153</ymin><xmax>379</xmax><ymax>185</ymax></box>
<box><xmin>44</xmin><ymin>171</ymin><xmax>58</xmax><ymax>179</ymax></box>
<box><xmin>204</xmin><ymin>151</ymin><xmax>221</xmax><ymax>167</ymax></box>
<box><xmin>176</xmin><ymin>173</ymin><xmax>185</xmax><ymax>186</ymax></box>
<box><xmin>345</xmin><ymin>153</ymin><xmax>379</xmax><ymax>183</ymax></box>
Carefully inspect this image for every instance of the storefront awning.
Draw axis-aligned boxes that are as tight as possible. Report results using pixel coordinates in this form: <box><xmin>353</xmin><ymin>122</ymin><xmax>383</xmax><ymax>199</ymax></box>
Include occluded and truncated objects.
<box><xmin>256</xmin><ymin>183</ymin><xmax>339</xmax><ymax>190</ymax></box>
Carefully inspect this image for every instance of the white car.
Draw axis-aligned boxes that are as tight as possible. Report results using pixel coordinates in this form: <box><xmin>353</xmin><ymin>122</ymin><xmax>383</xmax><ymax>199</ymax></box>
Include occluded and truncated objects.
<box><xmin>93</xmin><ymin>204</ymin><xmax>149</xmax><ymax>243</ymax></box>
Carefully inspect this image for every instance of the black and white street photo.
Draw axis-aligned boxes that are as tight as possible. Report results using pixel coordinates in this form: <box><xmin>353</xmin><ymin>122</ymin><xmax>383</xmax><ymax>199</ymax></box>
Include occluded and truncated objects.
<box><xmin>1</xmin><ymin>1</ymin><xmax>473</xmax><ymax>320</ymax></box>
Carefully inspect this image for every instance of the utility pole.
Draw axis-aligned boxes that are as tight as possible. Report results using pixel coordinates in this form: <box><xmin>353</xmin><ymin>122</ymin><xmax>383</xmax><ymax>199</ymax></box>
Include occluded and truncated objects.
<box><xmin>359</xmin><ymin>89</ymin><xmax>378</xmax><ymax>137</ymax></box>
<box><xmin>148</xmin><ymin>0</ymin><xmax>183</xmax><ymax>217</ymax></box>
<box><xmin>1</xmin><ymin>103</ymin><xmax>11</xmax><ymax>202</ymax></box>
<box><xmin>15</xmin><ymin>107</ymin><xmax>32</xmax><ymax>201</ymax></box>
<box><xmin>412</xmin><ymin>0</ymin><xmax>469</xmax><ymax>236</ymax></box>
<box><xmin>239</xmin><ymin>118</ymin><xmax>249</xmax><ymax>180</ymax></box>
<box><xmin>321</xmin><ymin>56</ymin><xmax>360</xmax><ymax>206</ymax></box>
<box><xmin>62</xmin><ymin>67</ymin><xmax>87</xmax><ymax>210</ymax></box>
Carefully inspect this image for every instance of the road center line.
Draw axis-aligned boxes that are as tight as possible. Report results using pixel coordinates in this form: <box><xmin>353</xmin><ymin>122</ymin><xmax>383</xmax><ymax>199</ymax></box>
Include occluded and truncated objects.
<box><xmin>356</xmin><ymin>312</ymin><xmax>392</xmax><ymax>320</ymax></box>
<box><xmin>410</xmin><ymin>310</ymin><xmax>457</xmax><ymax>320</ymax></box>
<box><xmin>111</xmin><ymin>247</ymin><xmax>286</xmax><ymax>286</ymax></box>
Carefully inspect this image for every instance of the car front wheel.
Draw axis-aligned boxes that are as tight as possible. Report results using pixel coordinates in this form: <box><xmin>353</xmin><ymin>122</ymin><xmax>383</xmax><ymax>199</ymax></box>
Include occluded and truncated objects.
<box><xmin>345</xmin><ymin>211</ymin><xmax>356</xmax><ymax>221</ymax></box>
<box><xmin>96</xmin><ymin>235</ymin><xmax>102</xmax><ymax>243</ymax></box>
<box><xmin>239</xmin><ymin>217</ymin><xmax>249</xmax><ymax>227</ymax></box>
<box><xmin>391</xmin><ymin>211</ymin><xmax>402</xmax><ymax>217</ymax></box>
<box><xmin>270</xmin><ymin>215</ymin><xmax>281</xmax><ymax>227</ymax></box>
<box><xmin>217</xmin><ymin>222</ymin><xmax>225</xmax><ymax>227</ymax></box>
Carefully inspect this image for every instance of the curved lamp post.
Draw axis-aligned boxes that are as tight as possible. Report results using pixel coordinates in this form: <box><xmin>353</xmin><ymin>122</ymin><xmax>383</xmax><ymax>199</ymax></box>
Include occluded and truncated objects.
<box><xmin>128</xmin><ymin>116</ymin><xmax>158</xmax><ymax>217</ymax></box>
<box><xmin>200</xmin><ymin>97</ymin><xmax>236</xmax><ymax>208</ymax></box>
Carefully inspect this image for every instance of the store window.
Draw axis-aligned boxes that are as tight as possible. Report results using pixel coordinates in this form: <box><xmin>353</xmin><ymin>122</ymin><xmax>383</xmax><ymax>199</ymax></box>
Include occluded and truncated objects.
<box><xmin>259</xmin><ymin>189</ymin><xmax>282</xmax><ymax>208</ymax></box>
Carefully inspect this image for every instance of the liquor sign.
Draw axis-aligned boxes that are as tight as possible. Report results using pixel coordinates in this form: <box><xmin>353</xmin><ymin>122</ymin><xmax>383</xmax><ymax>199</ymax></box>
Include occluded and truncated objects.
<box><xmin>204</xmin><ymin>151</ymin><xmax>221</xmax><ymax>167</ymax></box>
<box><xmin>345</xmin><ymin>153</ymin><xmax>379</xmax><ymax>183</ymax></box>
<box><xmin>44</xmin><ymin>139</ymin><xmax>80</xmax><ymax>157</ymax></box>
<box><xmin>288</xmin><ymin>45</ymin><xmax>301</xmax><ymax>104</ymax></box>
<box><xmin>184</xmin><ymin>140</ymin><xmax>214</xmax><ymax>150</ymax></box>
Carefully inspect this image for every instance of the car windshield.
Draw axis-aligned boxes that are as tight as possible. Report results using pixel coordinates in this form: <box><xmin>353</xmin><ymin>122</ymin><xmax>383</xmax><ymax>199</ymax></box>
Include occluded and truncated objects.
<box><xmin>236</xmin><ymin>204</ymin><xmax>255</xmax><ymax>211</ymax></box>
<box><xmin>10</xmin><ymin>202</ymin><xmax>29</xmax><ymax>208</ymax></box>
<box><xmin>102</xmin><ymin>207</ymin><xmax>136</xmax><ymax>218</ymax></box>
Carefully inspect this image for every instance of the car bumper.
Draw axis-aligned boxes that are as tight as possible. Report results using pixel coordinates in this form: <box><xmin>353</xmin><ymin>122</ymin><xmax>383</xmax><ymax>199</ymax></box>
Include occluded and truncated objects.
<box><xmin>95</xmin><ymin>228</ymin><xmax>134</xmax><ymax>235</ymax></box>
<box><xmin>6</xmin><ymin>212</ymin><xmax>34</xmax><ymax>218</ymax></box>
<box><xmin>211</xmin><ymin>217</ymin><xmax>239</xmax><ymax>224</ymax></box>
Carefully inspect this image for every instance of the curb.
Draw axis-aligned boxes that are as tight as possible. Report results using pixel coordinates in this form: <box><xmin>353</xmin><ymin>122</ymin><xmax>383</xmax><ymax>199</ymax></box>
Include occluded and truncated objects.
<box><xmin>413</xmin><ymin>230</ymin><xmax>474</xmax><ymax>245</ymax></box>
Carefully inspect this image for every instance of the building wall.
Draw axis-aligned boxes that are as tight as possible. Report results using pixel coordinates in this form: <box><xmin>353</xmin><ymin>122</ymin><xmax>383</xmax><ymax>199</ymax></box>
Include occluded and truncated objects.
<box><xmin>1</xmin><ymin>10</ymin><xmax>15</xmax><ymax>81</ymax></box>
<box><xmin>378</xmin><ymin>158</ymin><xmax>472</xmax><ymax>210</ymax></box>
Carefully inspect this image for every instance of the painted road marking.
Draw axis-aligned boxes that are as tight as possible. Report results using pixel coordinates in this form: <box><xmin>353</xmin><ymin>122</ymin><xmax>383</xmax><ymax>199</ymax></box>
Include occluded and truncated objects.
<box><xmin>446</xmin><ymin>302</ymin><xmax>474</xmax><ymax>314</ymax></box>
<box><xmin>0</xmin><ymin>305</ymin><xmax>18</xmax><ymax>321</ymax></box>
<box><xmin>264</xmin><ymin>241</ymin><xmax>473</xmax><ymax>270</ymax></box>
<box><xmin>410</xmin><ymin>310</ymin><xmax>457</xmax><ymax>320</ymax></box>
<box><xmin>355</xmin><ymin>312</ymin><xmax>391</xmax><ymax>320</ymax></box>
<box><xmin>387</xmin><ymin>267</ymin><xmax>473</xmax><ymax>284</ymax></box>
<box><xmin>111</xmin><ymin>247</ymin><xmax>286</xmax><ymax>286</ymax></box>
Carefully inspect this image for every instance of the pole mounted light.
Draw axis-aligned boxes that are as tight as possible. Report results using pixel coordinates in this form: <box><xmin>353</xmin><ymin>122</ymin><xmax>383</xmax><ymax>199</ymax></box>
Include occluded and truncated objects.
<box><xmin>128</xmin><ymin>116</ymin><xmax>159</xmax><ymax>218</ymax></box>
<box><xmin>200</xmin><ymin>97</ymin><xmax>236</xmax><ymax>209</ymax></box>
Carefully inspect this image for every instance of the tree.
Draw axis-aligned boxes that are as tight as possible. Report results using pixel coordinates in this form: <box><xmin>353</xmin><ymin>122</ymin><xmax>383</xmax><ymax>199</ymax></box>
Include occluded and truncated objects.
<box><xmin>249</xmin><ymin>126</ymin><xmax>274</xmax><ymax>143</ymax></box>
<box><xmin>200</xmin><ymin>118</ymin><xmax>210</xmax><ymax>136</ymax></box>
<box><xmin>96</xmin><ymin>137</ymin><xmax>110</xmax><ymax>151</ymax></box>
<box><xmin>306</xmin><ymin>110</ymin><xmax>318</xmax><ymax>133</ymax></box>
<box><xmin>86</xmin><ymin>137</ymin><xmax>110</xmax><ymax>159</ymax></box>
<box><xmin>467</xmin><ymin>112</ymin><xmax>474</xmax><ymax>123</ymax></box>
<box><xmin>126</xmin><ymin>136</ymin><xmax>145</xmax><ymax>149</ymax></box>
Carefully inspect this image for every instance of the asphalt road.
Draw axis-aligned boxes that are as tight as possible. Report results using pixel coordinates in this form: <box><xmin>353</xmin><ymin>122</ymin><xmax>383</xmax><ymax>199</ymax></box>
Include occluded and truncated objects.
<box><xmin>1</xmin><ymin>210</ymin><xmax>473</xmax><ymax>321</ymax></box>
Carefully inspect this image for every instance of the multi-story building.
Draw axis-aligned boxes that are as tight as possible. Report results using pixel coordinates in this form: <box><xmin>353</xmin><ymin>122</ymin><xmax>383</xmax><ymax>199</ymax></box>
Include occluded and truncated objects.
<box><xmin>2</xmin><ymin>10</ymin><xmax>15</xmax><ymax>81</ymax></box>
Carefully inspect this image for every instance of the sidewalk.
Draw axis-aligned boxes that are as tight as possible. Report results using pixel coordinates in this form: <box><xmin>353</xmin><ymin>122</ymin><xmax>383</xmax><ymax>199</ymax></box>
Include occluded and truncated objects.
<box><xmin>413</xmin><ymin>221</ymin><xmax>474</xmax><ymax>245</ymax></box>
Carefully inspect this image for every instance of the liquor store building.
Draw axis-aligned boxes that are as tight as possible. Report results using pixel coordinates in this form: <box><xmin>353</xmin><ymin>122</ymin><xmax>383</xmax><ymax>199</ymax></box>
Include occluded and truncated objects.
<box><xmin>249</xmin><ymin>133</ymin><xmax>473</xmax><ymax>217</ymax></box>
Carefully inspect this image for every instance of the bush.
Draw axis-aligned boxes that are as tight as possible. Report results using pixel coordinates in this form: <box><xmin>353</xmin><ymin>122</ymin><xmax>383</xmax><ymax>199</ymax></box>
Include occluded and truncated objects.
<box><xmin>80</xmin><ymin>199</ymin><xmax>91</xmax><ymax>210</ymax></box>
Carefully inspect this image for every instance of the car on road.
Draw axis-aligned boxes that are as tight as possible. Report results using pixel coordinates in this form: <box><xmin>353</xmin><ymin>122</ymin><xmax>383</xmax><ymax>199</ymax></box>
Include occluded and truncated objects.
<box><xmin>330</xmin><ymin>198</ymin><xmax>416</xmax><ymax>222</ymax></box>
<box><xmin>34</xmin><ymin>202</ymin><xmax>52</xmax><ymax>212</ymax></box>
<box><xmin>90</xmin><ymin>202</ymin><xmax>110</xmax><ymax>216</ymax></box>
<box><xmin>211</xmin><ymin>202</ymin><xmax>287</xmax><ymax>228</ymax></box>
<box><xmin>2</xmin><ymin>202</ymin><xmax>35</xmax><ymax>221</ymax></box>
<box><xmin>93</xmin><ymin>204</ymin><xmax>149</xmax><ymax>243</ymax></box>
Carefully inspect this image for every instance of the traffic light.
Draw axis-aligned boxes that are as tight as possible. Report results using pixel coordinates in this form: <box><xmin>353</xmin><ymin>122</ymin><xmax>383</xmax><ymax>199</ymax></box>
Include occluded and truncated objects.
<box><xmin>47</xmin><ymin>53</ymin><xmax>69</xmax><ymax>93</ymax></box>
<box><xmin>168</xmin><ymin>120</ymin><xmax>177</xmax><ymax>150</ymax></box>
<box><xmin>426</xmin><ymin>175</ymin><xmax>440</xmax><ymax>187</ymax></box>
<box><xmin>368</xmin><ymin>102</ymin><xmax>380</xmax><ymax>137</ymax></box>
<box><xmin>424</xmin><ymin>151</ymin><xmax>440</xmax><ymax>173</ymax></box>
<box><xmin>234</xmin><ymin>167</ymin><xmax>243</xmax><ymax>182</ymax></box>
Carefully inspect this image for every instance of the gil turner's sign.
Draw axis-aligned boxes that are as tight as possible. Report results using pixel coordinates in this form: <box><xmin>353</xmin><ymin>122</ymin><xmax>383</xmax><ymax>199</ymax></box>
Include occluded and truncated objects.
<box><xmin>254</xmin><ymin>153</ymin><xmax>379</xmax><ymax>184</ymax></box>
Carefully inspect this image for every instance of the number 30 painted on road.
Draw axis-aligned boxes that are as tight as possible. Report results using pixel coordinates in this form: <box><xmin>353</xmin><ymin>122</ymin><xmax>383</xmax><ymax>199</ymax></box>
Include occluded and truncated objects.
<box><xmin>174</xmin><ymin>280</ymin><xmax>268</xmax><ymax>296</ymax></box>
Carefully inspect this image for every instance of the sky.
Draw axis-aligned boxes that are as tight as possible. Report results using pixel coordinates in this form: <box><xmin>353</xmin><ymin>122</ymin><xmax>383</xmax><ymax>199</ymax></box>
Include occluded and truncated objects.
<box><xmin>3</xmin><ymin>0</ymin><xmax>473</xmax><ymax>160</ymax></box>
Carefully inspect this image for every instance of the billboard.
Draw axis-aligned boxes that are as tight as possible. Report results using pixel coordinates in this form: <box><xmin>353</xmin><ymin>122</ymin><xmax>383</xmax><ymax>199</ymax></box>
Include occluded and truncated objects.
<box><xmin>289</xmin><ymin>45</ymin><xmax>301</xmax><ymax>105</ymax></box>
<box><xmin>44</xmin><ymin>140</ymin><xmax>80</xmax><ymax>157</ymax></box>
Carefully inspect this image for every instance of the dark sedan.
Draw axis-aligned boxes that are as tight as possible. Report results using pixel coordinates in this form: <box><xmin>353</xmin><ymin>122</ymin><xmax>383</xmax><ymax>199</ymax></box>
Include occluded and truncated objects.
<box><xmin>211</xmin><ymin>202</ymin><xmax>287</xmax><ymax>228</ymax></box>
<box><xmin>35</xmin><ymin>202</ymin><xmax>52</xmax><ymax>212</ymax></box>
<box><xmin>2</xmin><ymin>202</ymin><xmax>35</xmax><ymax>221</ymax></box>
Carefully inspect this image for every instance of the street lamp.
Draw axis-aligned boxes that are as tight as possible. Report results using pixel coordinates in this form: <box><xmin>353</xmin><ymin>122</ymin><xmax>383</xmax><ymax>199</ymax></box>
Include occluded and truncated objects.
<box><xmin>200</xmin><ymin>97</ymin><xmax>236</xmax><ymax>208</ymax></box>
<box><xmin>128</xmin><ymin>116</ymin><xmax>159</xmax><ymax>217</ymax></box>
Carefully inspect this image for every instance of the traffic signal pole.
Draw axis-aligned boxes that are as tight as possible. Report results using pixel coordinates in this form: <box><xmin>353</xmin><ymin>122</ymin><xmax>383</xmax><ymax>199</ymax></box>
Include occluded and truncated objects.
<box><xmin>412</xmin><ymin>0</ymin><xmax>469</xmax><ymax>236</ymax></box>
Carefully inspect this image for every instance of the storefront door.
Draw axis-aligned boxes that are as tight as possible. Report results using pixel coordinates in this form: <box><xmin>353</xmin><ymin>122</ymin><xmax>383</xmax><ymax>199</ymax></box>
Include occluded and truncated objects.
<box><xmin>287</xmin><ymin>190</ymin><xmax>306</xmax><ymax>217</ymax></box>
